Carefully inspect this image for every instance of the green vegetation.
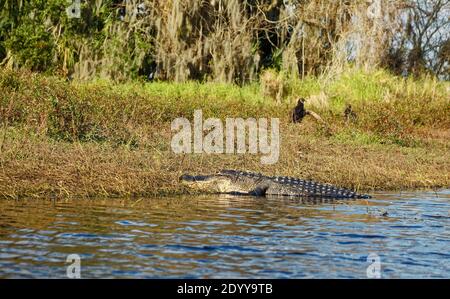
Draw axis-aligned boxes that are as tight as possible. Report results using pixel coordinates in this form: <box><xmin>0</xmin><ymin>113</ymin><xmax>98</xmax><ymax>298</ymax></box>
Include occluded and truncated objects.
<box><xmin>0</xmin><ymin>1</ymin><xmax>448</xmax><ymax>199</ymax></box>
<box><xmin>0</xmin><ymin>68</ymin><xmax>448</xmax><ymax>199</ymax></box>
<box><xmin>1</xmin><ymin>1</ymin><xmax>449</xmax><ymax>81</ymax></box>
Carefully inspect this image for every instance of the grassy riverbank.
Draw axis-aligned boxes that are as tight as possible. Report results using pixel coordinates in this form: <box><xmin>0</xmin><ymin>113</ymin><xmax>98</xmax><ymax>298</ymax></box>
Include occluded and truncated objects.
<box><xmin>0</xmin><ymin>69</ymin><xmax>449</xmax><ymax>199</ymax></box>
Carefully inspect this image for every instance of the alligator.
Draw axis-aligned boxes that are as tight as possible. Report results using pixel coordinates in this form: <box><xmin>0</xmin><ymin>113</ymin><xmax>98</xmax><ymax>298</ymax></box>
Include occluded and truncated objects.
<box><xmin>180</xmin><ymin>170</ymin><xmax>371</xmax><ymax>199</ymax></box>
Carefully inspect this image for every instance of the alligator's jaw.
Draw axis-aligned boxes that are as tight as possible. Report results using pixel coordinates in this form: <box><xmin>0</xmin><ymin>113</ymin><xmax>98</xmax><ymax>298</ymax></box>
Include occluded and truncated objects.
<box><xmin>180</xmin><ymin>174</ymin><xmax>247</xmax><ymax>194</ymax></box>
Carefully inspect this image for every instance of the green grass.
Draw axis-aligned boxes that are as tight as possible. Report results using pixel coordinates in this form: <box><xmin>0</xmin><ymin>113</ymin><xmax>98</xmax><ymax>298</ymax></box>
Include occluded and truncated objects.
<box><xmin>1</xmin><ymin>67</ymin><xmax>448</xmax><ymax>145</ymax></box>
<box><xmin>0</xmin><ymin>67</ymin><xmax>449</xmax><ymax>198</ymax></box>
<box><xmin>288</xmin><ymin>68</ymin><xmax>449</xmax><ymax>115</ymax></box>
<box><xmin>333</xmin><ymin>129</ymin><xmax>385</xmax><ymax>146</ymax></box>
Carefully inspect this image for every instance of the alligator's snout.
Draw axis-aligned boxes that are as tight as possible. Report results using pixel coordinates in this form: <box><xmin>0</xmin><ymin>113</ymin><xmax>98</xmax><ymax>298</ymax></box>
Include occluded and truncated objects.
<box><xmin>179</xmin><ymin>174</ymin><xmax>211</xmax><ymax>182</ymax></box>
<box><xmin>180</xmin><ymin>173</ymin><xmax>233</xmax><ymax>193</ymax></box>
<box><xmin>179</xmin><ymin>174</ymin><xmax>194</xmax><ymax>182</ymax></box>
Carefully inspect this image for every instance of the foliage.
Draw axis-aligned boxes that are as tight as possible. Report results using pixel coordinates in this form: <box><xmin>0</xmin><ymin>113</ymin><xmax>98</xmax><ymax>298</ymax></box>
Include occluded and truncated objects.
<box><xmin>0</xmin><ymin>0</ymin><xmax>448</xmax><ymax>82</ymax></box>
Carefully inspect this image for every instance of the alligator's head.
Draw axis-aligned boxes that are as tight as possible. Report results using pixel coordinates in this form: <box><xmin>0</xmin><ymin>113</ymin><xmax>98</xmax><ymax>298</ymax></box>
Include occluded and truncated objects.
<box><xmin>180</xmin><ymin>173</ymin><xmax>235</xmax><ymax>193</ymax></box>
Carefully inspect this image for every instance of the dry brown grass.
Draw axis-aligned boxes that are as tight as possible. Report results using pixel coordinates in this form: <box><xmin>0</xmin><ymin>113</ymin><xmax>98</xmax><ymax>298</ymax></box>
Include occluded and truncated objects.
<box><xmin>260</xmin><ymin>69</ymin><xmax>284</xmax><ymax>103</ymax></box>
<box><xmin>306</xmin><ymin>91</ymin><xmax>329</xmax><ymax>110</ymax></box>
<box><xmin>0</xmin><ymin>121</ymin><xmax>448</xmax><ymax>200</ymax></box>
<box><xmin>0</xmin><ymin>69</ymin><xmax>448</xmax><ymax>199</ymax></box>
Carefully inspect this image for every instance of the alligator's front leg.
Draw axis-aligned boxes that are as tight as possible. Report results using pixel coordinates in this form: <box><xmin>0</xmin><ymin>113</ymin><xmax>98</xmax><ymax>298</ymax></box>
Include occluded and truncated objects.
<box><xmin>248</xmin><ymin>184</ymin><xmax>271</xmax><ymax>196</ymax></box>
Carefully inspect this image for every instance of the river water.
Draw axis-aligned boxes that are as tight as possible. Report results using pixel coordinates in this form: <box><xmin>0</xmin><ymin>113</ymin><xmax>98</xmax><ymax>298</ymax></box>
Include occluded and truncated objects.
<box><xmin>0</xmin><ymin>190</ymin><xmax>448</xmax><ymax>278</ymax></box>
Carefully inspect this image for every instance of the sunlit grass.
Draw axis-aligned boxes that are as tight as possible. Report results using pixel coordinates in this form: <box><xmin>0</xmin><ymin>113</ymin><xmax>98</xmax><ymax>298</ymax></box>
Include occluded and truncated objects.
<box><xmin>0</xmin><ymin>68</ymin><xmax>448</xmax><ymax>198</ymax></box>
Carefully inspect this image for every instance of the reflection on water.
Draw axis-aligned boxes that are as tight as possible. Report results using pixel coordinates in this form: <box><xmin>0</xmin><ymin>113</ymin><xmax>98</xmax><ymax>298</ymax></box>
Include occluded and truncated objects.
<box><xmin>0</xmin><ymin>190</ymin><xmax>449</xmax><ymax>278</ymax></box>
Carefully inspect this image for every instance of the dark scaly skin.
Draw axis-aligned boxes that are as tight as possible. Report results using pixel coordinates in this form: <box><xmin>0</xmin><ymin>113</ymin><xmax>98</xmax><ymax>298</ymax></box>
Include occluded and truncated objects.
<box><xmin>180</xmin><ymin>170</ymin><xmax>371</xmax><ymax>199</ymax></box>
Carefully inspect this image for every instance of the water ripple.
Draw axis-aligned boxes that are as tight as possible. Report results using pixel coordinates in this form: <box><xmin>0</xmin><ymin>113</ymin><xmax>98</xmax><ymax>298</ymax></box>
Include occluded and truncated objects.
<box><xmin>0</xmin><ymin>190</ymin><xmax>449</xmax><ymax>278</ymax></box>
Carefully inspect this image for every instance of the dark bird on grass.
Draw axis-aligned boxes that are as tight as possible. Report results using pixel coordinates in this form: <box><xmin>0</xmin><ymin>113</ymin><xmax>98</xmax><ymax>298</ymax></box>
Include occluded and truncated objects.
<box><xmin>292</xmin><ymin>98</ymin><xmax>309</xmax><ymax>123</ymax></box>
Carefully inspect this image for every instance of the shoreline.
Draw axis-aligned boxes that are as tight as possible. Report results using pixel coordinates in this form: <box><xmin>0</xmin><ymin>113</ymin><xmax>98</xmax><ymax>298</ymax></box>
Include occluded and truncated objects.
<box><xmin>0</xmin><ymin>69</ymin><xmax>449</xmax><ymax>199</ymax></box>
<box><xmin>2</xmin><ymin>185</ymin><xmax>449</xmax><ymax>201</ymax></box>
<box><xmin>1</xmin><ymin>125</ymin><xmax>448</xmax><ymax>200</ymax></box>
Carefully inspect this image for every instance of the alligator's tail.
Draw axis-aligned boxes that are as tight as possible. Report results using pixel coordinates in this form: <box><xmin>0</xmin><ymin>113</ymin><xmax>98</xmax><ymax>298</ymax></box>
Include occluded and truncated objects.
<box><xmin>307</xmin><ymin>186</ymin><xmax>371</xmax><ymax>199</ymax></box>
<box><xmin>267</xmin><ymin>174</ymin><xmax>372</xmax><ymax>199</ymax></box>
<box><xmin>302</xmin><ymin>182</ymin><xmax>371</xmax><ymax>199</ymax></box>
